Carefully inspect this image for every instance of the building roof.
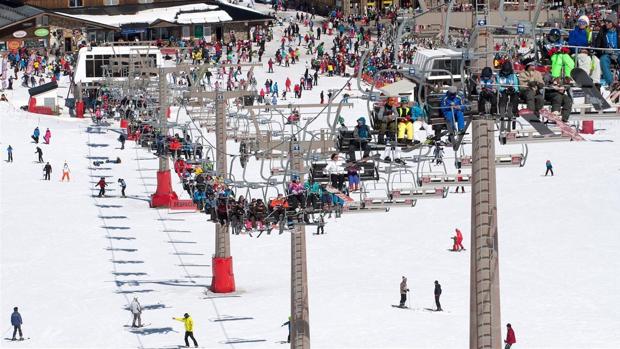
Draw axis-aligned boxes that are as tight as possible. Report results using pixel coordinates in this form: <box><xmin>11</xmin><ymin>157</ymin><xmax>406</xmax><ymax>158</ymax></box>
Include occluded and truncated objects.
<box><xmin>0</xmin><ymin>3</ymin><xmax>44</xmax><ymax>30</ymax></box>
<box><xmin>28</xmin><ymin>81</ymin><xmax>58</xmax><ymax>97</ymax></box>
<box><xmin>57</xmin><ymin>0</ymin><xmax>273</xmax><ymax>27</ymax></box>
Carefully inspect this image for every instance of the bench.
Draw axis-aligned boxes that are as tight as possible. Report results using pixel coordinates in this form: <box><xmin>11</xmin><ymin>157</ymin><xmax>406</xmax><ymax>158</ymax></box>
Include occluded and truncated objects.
<box><xmin>417</xmin><ymin>174</ymin><xmax>471</xmax><ymax>188</ymax></box>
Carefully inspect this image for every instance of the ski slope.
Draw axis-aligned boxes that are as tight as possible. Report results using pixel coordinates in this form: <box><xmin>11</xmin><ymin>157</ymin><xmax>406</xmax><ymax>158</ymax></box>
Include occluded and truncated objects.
<box><xmin>2</xmin><ymin>9</ymin><xmax>620</xmax><ymax>349</ymax></box>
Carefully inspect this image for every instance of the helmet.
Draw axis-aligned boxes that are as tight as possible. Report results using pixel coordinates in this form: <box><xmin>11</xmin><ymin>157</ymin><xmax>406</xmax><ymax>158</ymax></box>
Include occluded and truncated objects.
<box><xmin>548</xmin><ymin>28</ymin><xmax>561</xmax><ymax>42</ymax></box>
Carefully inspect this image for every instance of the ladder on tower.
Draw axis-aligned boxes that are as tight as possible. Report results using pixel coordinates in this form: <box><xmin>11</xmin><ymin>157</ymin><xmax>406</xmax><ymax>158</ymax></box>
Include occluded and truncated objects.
<box><xmin>291</xmin><ymin>229</ymin><xmax>308</xmax><ymax>349</ymax></box>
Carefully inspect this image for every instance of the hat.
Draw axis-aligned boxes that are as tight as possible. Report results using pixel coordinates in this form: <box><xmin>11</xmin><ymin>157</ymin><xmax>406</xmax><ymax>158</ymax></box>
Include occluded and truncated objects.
<box><xmin>606</xmin><ymin>13</ymin><xmax>618</xmax><ymax>25</ymax></box>
<box><xmin>447</xmin><ymin>86</ymin><xmax>458</xmax><ymax>94</ymax></box>
<box><xmin>526</xmin><ymin>61</ymin><xmax>537</xmax><ymax>68</ymax></box>
<box><xmin>577</xmin><ymin>15</ymin><xmax>589</xmax><ymax>25</ymax></box>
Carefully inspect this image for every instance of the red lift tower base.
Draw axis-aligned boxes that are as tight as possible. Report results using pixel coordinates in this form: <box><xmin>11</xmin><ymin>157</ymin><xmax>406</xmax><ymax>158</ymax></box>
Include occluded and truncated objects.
<box><xmin>211</xmin><ymin>256</ymin><xmax>235</xmax><ymax>293</ymax></box>
<box><xmin>151</xmin><ymin>170</ymin><xmax>178</xmax><ymax>208</ymax></box>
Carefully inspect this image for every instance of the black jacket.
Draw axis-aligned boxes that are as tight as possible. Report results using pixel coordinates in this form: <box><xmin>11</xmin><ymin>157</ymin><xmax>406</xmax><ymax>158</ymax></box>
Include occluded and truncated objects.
<box><xmin>434</xmin><ymin>283</ymin><xmax>442</xmax><ymax>296</ymax></box>
<box><xmin>592</xmin><ymin>26</ymin><xmax>620</xmax><ymax>57</ymax></box>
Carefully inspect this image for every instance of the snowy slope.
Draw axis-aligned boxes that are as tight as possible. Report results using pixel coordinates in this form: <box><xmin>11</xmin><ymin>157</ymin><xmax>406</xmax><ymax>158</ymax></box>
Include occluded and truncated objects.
<box><xmin>2</xmin><ymin>8</ymin><xmax>620</xmax><ymax>349</ymax></box>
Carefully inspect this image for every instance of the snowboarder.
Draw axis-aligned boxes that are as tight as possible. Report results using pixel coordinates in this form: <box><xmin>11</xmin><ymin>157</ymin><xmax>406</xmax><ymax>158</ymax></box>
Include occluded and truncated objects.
<box><xmin>505</xmin><ymin>323</ymin><xmax>516</xmax><ymax>349</ymax></box>
<box><xmin>316</xmin><ymin>211</ymin><xmax>326</xmax><ymax>235</ymax></box>
<box><xmin>320</xmin><ymin>90</ymin><xmax>324</xmax><ymax>104</ymax></box>
<box><xmin>281</xmin><ymin>316</ymin><xmax>291</xmax><ymax>343</ymax></box>
<box><xmin>452</xmin><ymin>228</ymin><xmax>465</xmax><ymax>251</ymax></box>
<box><xmin>118</xmin><ymin>178</ymin><xmax>127</xmax><ymax>197</ymax></box>
<box><xmin>118</xmin><ymin>133</ymin><xmax>126</xmax><ymax>150</ymax></box>
<box><xmin>434</xmin><ymin>280</ymin><xmax>443</xmax><ymax>311</ymax></box>
<box><xmin>7</xmin><ymin>145</ymin><xmax>13</xmax><ymax>162</ymax></box>
<box><xmin>43</xmin><ymin>162</ymin><xmax>52</xmax><ymax>180</ymax></box>
<box><xmin>61</xmin><ymin>161</ymin><xmax>70</xmax><ymax>182</ymax></box>
<box><xmin>399</xmin><ymin>276</ymin><xmax>409</xmax><ymax>307</ymax></box>
<box><xmin>95</xmin><ymin>177</ymin><xmax>107</xmax><ymax>197</ymax></box>
<box><xmin>35</xmin><ymin>146</ymin><xmax>43</xmax><ymax>163</ymax></box>
<box><xmin>31</xmin><ymin>127</ymin><xmax>40</xmax><ymax>143</ymax></box>
<box><xmin>43</xmin><ymin>128</ymin><xmax>51</xmax><ymax>144</ymax></box>
<box><xmin>129</xmin><ymin>297</ymin><xmax>142</xmax><ymax>328</ymax></box>
<box><xmin>545</xmin><ymin>160</ymin><xmax>554</xmax><ymax>176</ymax></box>
<box><xmin>10</xmin><ymin>307</ymin><xmax>23</xmax><ymax>341</ymax></box>
<box><xmin>172</xmin><ymin>313</ymin><xmax>198</xmax><ymax>348</ymax></box>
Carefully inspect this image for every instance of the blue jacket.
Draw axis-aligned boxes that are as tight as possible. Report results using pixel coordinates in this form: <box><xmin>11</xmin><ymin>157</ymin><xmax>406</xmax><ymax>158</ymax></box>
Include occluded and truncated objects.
<box><xmin>440</xmin><ymin>93</ymin><xmax>466</xmax><ymax>116</ymax></box>
<box><xmin>33</xmin><ymin>128</ymin><xmax>40</xmax><ymax>138</ymax></box>
<box><xmin>568</xmin><ymin>26</ymin><xmax>590</xmax><ymax>54</ymax></box>
<box><xmin>11</xmin><ymin>312</ymin><xmax>22</xmax><ymax>326</ymax></box>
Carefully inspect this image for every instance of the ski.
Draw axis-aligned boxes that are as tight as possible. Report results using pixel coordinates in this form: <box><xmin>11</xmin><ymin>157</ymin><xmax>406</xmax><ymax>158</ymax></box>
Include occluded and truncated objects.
<box><xmin>3</xmin><ymin>337</ymin><xmax>30</xmax><ymax>341</ymax></box>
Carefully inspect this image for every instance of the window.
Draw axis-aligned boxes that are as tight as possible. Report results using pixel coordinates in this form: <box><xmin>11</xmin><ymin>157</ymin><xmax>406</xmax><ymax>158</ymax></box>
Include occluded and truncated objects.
<box><xmin>35</xmin><ymin>15</ymin><xmax>48</xmax><ymax>26</ymax></box>
<box><xmin>69</xmin><ymin>0</ymin><xmax>83</xmax><ymax>7</ymax></box>
<box><xmin>138</xmin><ymin>0</ymin><xmax>153</xmax><ymax>3</ymax></box>
<box><xmin>103</xmin><ymin>0</ymin><xmax>119</xmax><ymax>5</ymax></box>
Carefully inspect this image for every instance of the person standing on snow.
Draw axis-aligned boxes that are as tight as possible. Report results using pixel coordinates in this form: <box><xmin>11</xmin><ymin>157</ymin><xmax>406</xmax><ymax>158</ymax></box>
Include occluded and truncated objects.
<box><xmin>434</xmin><ymin>280</ymin><xmax>443</xmax><ymax>311</ymax></box>
<box><xmin>95</xmin><ymin>177</ymin><xmax>107</xmax><ymax>197</ymax></box>
<box><xmin>35</xmin><ymin>146</ymin><xmax>43</xmax><ymax>163</ymax></box>
<box><xmin>32</xmin><ymin>127</ymin><xmax>40</xmax><ymax>143</ymax></box>
<box><xmin>61</xmin><ymin>161</ymin><xmax>70</xmax><ymax>182</ymax></box>
<box><xmin>172</xmin><ymin>313</ymin><xmax>198</xmax><ymax>348</ymax></box>
<box><xmin>118</xmin><ymin>178</ymin><xmax>127</xmax><ymax>197</ymax></box>
<box><xmin>10</xmin><ymin>307</ymin><xmax>23</xmax><ymax>341</ymax></box>
<box><xmin>129</xmin><ymin>297</ymin><xmax>142</xmax><ymax>328</ymax></box>
<box><xmin>43</xmin><ymin>162</ymin><xmax>52</xmax><ymax>180</ymax></box>
<box><xmin>281</xmin><ymin>316</ymin><xmax>291</xmax><ymax>343</ymax></box>
<box><xmin>399</xmin><ymin>276</ymin><xmax>409</xmax><ymax>307</ymax></box>
<box><xmin>118</xmin><ymin>133</ymin><xmax>126</xmax><ymax>150</ymax></box>
<box><xmin>545</xmin><ymin>160</ymin><xmax>554</xmax><ymax>176</ymax></box>
<box><xmin>43</xmin><ymin>128</ymin><xmax>51</xmax><ymax>144</ymax></box>
<box><xmin>7</xmin><ymin>145</ymin><xmax>13</xmax><ymax>162</ymax></box>
<box><xmin>505</xmin><ymin>323</ymin><xmax>516</xmax><ymax>348</ymax></box>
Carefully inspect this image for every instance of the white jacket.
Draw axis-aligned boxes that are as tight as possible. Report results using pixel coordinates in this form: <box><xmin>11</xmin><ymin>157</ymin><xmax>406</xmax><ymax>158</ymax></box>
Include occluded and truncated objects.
<box><xmin>323</xmin><ymin>159</ymin><xmax>344</xmax><ymax>175</ymax></box>
<box><xmin>129</xmin><ymin>300</ymin><xmax>141</xmax><ymax>314</ymax></box>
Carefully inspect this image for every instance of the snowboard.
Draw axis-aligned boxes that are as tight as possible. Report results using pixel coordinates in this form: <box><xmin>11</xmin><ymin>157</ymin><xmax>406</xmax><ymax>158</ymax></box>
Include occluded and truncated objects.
<box><xmin>539</xmin><ymin>109</ymin><xmax>585</xmax><ymax>141</ymax></box>
<box><xmin>3</xmin><ymin>338</ymin><xmax>30</xmax><ymax>341</ymax></box>
<box><xmin>571</xmin><ymin>67</ymin><xmax>611</xmax><ymax>110</ymax></box>
<box><xmin>124</xmin><ymin>323</ymin><xmax>152</xmax><ymax>328</ymax></box>
<box><xmin>518</xmin><ymin>109</ymin><xmax>554</xmax><ymax>135</ymax></box>
<box><xmin>391</xmin><ymin>305</ymin><xmax>410</xmax><ymax>309</ymax></box>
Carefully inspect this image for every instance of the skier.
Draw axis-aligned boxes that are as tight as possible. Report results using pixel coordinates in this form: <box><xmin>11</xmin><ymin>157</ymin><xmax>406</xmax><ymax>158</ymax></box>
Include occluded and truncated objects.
<box><xmin>118</xmin><ymin>178</ymin><xmax>127</xmax><ymax>197</ymax></box>
<box><xmin>10</xmin><ymin>307</ymin><xmax>23</xmax><ymax>341</ymax></box>
<box><xmin>61</xmin><ymin>161</ymin><xmax>70</xmax><ymax>182</ymax></box>
<box><xmin>35</xmin><ymin>146</ymin><xmax>43</xmax><ymax>163</ymax></box>
<box><xmin>7</xmin><ymin>145</ymin><xmax>13</xmax><ymax>162</ymax></box>
<box><xmin>118</xmin><ymin>133</ymin><xmax>126</xmax><ymax>150</ymax></box>
<box><xmin>95</xmin><ymin>177</ymin><xmax>107</xmax><ymax>197</ymax></box>
<box><xmin>452</xmin><ymin>228</ymin><xmax>465</xmax><ymax>251</ymax></box>
<box><xmin>399</xmin><ymin>276</ymin><xmax>409</xmax><ymax>308</ymax></box>
<box><xmin>31</xmin><ymin>127</ymin><xmax>40</xmax><ymax>143</ymax></box>
<box><xmin>434</xmin><ymin>280</ymin><xmax>443</xmax><ymax>311</ymax></box>
<box><xmin>129</xmin><ymin>297</ymin><xmax>142</xmax><ymax>328</ymax></box>
<box><xmin>281</xmin><ymin>316</ymin><xmax>291</xmax><ymax>343</ymax></box>
<box><xmin>172</xmin><ymin>313</ymin><xmax>198</xmax><ymax>348</ymax></box>
<box><xmin>545</xmin><ymin>160</ymin><xmax>554</xmax><ymax>176</ymax></box>
<box><xmin>440</xmin><ymin>86</ymin><xmax>466</xmax><ymax>133</ymax></box>
<box><xmin>43</xmin><ymin>128</ymin><xmax>51</xmax><ymax>144</ymax></box>
<box><xmin>43</xmin><ymin>162</ymin><xmax>52</xmax><ymax>180</ymax></box>
<box><xmin>505</xmin><ymin>323</ymin><xmax>516</xmax><ymax>349</ymax></box>
<box><xmin>316</xmin><ymin>211</ymin><xmax>326</xmax><ymax>235</ymax></box>
<box><xmin>320</xmin><ymin>90</ymin><xmax>324</xmax><ymax>104</ymax></box>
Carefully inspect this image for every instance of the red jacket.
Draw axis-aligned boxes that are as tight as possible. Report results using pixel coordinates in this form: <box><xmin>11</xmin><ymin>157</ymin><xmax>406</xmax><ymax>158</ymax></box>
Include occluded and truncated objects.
<box><xmin>505</xmin><ymin>327</ymin><xmax>516</xmax><ymax>344</ymax></box>
<box><xmin>456</xmin><ymin>229</ymin><xmax>463</xmax><ymax>243</ymax></box>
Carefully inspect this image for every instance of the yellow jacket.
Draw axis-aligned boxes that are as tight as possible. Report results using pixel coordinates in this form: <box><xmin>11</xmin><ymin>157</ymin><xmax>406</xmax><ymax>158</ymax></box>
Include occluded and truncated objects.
<box><xmin>174</xmin><ymin>316</ymin><xmax>194</xmax><ymax>331</ymax></box>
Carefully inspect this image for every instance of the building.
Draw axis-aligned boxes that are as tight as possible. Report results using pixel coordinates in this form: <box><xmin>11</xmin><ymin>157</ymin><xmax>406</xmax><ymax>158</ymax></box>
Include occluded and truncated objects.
<box><xmin>18</xmin><ymin>0</ymin><xmax>274</xmax><ymax>43</ymax></box>
<box><xmin>28</xmin><ymin>80</ymin><xmax>59</xmax><ymax>115</ymax></box>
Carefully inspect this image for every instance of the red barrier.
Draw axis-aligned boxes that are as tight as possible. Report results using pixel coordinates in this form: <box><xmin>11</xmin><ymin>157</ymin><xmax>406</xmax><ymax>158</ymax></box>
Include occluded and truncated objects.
<box><xmin>120</xmin><ymin>119</ymin><xmax>128</xmax><ymax>129</ymax></box>
<box><xmin>580</xmin><ymin>120</ymin><xmax>594</xmax><ymax>134</ymax></box>
<box><xmin>166</xmin><ymin>106</ymin><xmax>171</xmax><ymax>118</ymax></box>
<box><xmin>151</xmin><ymin>170</ymin><xmax>178</xmax><ymax>208</ymax></box>
<box><xmin>211</xmin><ymin>256</ymin><xmax>235</xmax><ymax>293</ymax></box>
<box><xmin>27</xmin><ymin>97</ymin><xmax>36</xmax><ymax>112</ymax></box>
<box><xmin>32</xmin><ymin>106</ymin><xmax>54</xmax><ymax>115</ymax></box>
<box><xmin>76</xmin><ymin>100</ymin><xmax>84</xmax><ymax>118</ymax></box>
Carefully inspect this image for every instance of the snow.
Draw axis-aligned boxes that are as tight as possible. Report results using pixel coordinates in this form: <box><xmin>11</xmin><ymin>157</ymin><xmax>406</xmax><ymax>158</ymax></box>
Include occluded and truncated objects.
<box><xmin>176</xmin><ymin>11</ymin><xmax>233</xmax><ymax>25</ymax></box>
<box><xmin>2</xmin><ymin>7</ymin><xmax>620</xmax><ymax>349</ymax></box>
<box><xmin>55</xmin><ymin>3</ymin><xmax>223</xmax><ymax>28</ymax></box>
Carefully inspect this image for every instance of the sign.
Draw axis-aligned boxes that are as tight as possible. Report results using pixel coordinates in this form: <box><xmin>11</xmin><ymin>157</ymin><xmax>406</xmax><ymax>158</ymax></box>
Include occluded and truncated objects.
<box><xmin>477</xmin><ymin>19</ymin><xmax>486</xmax><ymax>27</ymax></box>
<box><xmin>408</xmin><ymin>67</ymin><xmax>416</xmax><ymax>75</ymax></box>
<box><xmin>23</xmin><ymin>39</ymin><xmax>44</xmax><ymax>48</ymax></box>
<box><xmin>170</xmin><ymin>199</ymin><xmax>197</xmax><ymax>211</ymax></box>
<box><xmin>13</xmin><ymin>30</ymin><xmax>27</xmax><ymax>38</ymax></box>
<box><xmin>517</xmin><ymin>24</ymin><xmax>525</xmax><ymax>35</ymax></box>
<box><xmin>369</xmin><ymin>94</ymin><xmax>377</xmax><ymax>101</ymax></box>
<box><xmin>34</xmin><ymin>28</ymin><xmax>49</xmax><ymax>37</ymax></box>
<box><xmin>7</xmin><ymin>40</ymin><xmax>21</xmax><ymax>52</ymax></box>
